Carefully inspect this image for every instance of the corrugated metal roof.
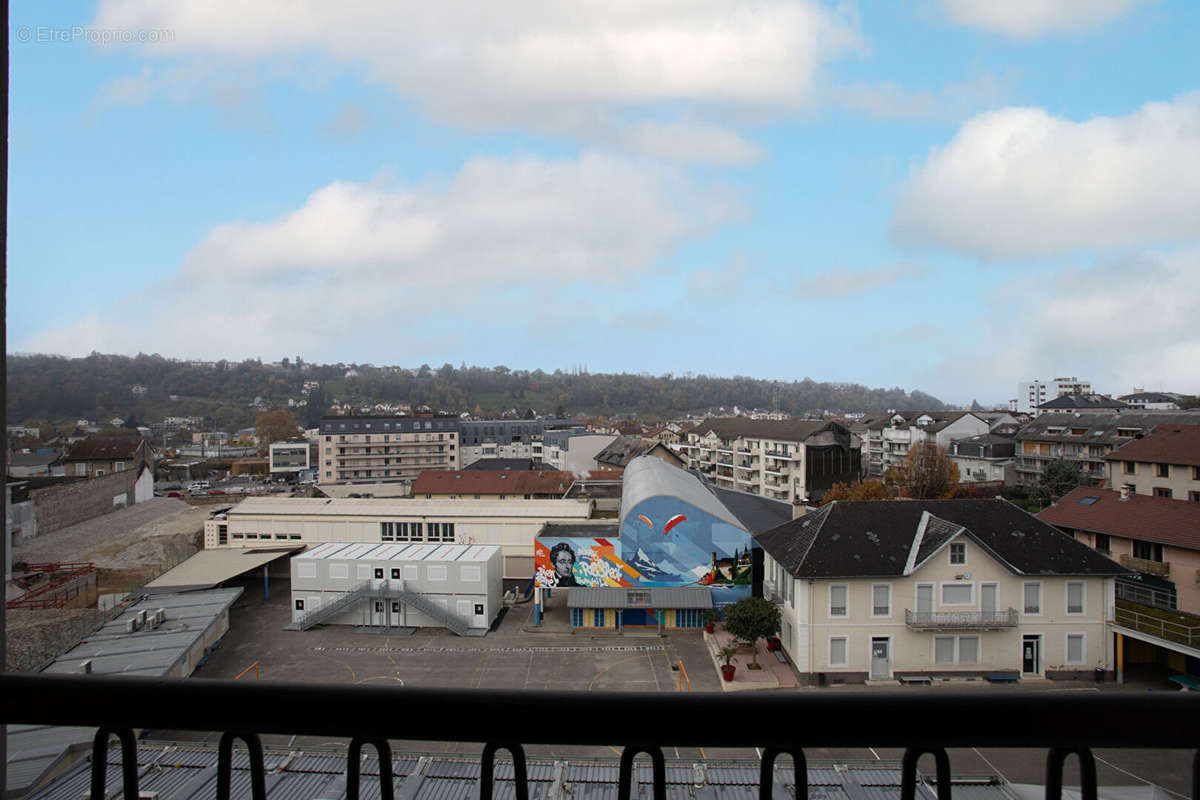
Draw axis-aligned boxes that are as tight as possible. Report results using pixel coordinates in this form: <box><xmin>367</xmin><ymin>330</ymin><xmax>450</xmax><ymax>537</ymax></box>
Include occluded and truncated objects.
<box><xmin>230</xmin><ymin>496</ymin><xmax>591</xmax><ymax>520</ymax></box>
<box><xmin>568</xmin><ymin>587</ymin><xmax>713</xmax><ymax>609</ymax></box>
<box><xmin>146</xmin><ymin>550</ymin><xmax>297</xmax><ymax>591</ymax></box>
<box><xmin>850</xmin><ymin>769</ymin><xmax>904</xmax><ymax>786</ymax></box>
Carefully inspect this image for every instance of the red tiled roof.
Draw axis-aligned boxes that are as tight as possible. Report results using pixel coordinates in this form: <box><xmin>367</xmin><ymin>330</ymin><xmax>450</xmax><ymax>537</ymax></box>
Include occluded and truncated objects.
<box><xmin>1104</xmin><ymin>424</ymin><xmax>1200</xmax><ymax>467</ymax></box>
<box><xmin>1037</xmin><ymin>486</ymin><xmax>1200</xmax><ymax>551</ymax></box>
<box><xmin>411</xmin><ymin>469</ymin><xmax>575</xmax><ymax>496</ymax></box>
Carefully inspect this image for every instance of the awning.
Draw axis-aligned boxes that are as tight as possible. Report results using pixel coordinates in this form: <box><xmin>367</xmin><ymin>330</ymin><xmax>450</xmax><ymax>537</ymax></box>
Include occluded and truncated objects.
<box><xmin>144</xmin><ymin>546</ymin><xmax>302</xmax><ymax>592</ymax></box>
<box><xmin>568</xmin><ymin>586</ymin><xmax>713</xmax><ymax>609</ymax></box>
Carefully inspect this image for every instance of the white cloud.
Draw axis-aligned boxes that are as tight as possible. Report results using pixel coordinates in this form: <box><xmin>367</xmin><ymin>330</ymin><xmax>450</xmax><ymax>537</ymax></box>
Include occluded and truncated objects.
<box><xmin>893</xmin><ymin>94</ymin><xmax>1200</xmax><ymax>259</ymax></box>
<box><xmin>830</xmin><ymin>72</ymin><xmax>1009</xmax><ymax>121</ymax></box>
<box><xmin>795</xmin><ymin>263</ymin><xmax>920</xmax><ymax>298</ymax></box>
<box><xmin>91</xmin><ymin>0</ymin><xmax>858</xmax><ymax>161</ymax></box>
<box><xmin>21</xmin><ymin>153</ymin><xmax>740</xmax><ymax>359</ymax></box>
<box><xmin>911</xmin><ymin>249</ymin><xmax>1200</xmax><ymax>402</ymax></box>
<box><xmin>938</xmin><ymin>0</ymin><xmax>1142</xmax><ymax>38</ymax></box>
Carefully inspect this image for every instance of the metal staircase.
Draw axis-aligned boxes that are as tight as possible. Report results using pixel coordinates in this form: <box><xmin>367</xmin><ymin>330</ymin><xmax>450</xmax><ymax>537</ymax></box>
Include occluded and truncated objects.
<box><xmin>285</xmin><ymin>582</ymin><xmax>372</xmax><ymax>631</ymax></box>
<box><xmin>386</xmin><ymin>585</ymin><xmax>480</xmax><ymax>637</ymax></box>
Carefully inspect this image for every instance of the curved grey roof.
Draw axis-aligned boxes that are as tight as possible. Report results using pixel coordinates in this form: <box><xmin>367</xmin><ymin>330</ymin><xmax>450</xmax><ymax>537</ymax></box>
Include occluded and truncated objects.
<box><xmin>618</xmin><ymin>456</ymin><xmax>743</xmax><ymax>529</ymax></box>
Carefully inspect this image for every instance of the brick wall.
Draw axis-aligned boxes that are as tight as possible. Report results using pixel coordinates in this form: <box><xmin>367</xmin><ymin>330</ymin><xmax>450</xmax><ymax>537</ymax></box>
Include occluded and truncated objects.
<box><xmin>32</xmin><ymin>463</ymin><xmax>151</xmax><ymax>536</ymax></box>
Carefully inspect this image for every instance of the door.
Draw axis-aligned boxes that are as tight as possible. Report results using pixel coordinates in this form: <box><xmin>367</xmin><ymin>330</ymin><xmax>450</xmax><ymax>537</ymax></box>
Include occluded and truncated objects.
<box><xmin>1022</xmin><ymin>635</ymin><xmax>1040</xmax><ymax>675</ymax></box>
<box><xmin>372</xmin><ymin>600</ymin><xmax>386</xmax><ymax>626</ymax></box>
<box><xmin>981</xmin><ymin>584</ymin><xmax>998</xmax><ymax>616</ymax></box>
<box><xmin>623</xmin><ymin>608</ymin><xmax>655</xmax><ymax>626</ymax></box>
<box><xmin>916</xmin><ymin>584</ymin><xmax>933</xmax><ymax>615</ymax></box>
<box><xmin>870</xmin><ymin>638</ymin><xmax>890</xmax><ymax>679</ymax></box>
<box><xmin>390</xmin><ymin>601</ymin><xmax>403</xmax><ymax>627</ymax></box>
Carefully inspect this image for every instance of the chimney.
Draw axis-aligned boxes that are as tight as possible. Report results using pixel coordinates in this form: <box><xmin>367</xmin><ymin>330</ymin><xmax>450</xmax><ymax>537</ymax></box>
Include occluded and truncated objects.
<box><xmin>793</xmin><ymin>500</ymin><xmax>808</xmax><ymax>520</ymax></box>
<box><xmin>1119</xmin><ymin>485</ymin><xmax>1130</xmax><ymax>501</ymax></box>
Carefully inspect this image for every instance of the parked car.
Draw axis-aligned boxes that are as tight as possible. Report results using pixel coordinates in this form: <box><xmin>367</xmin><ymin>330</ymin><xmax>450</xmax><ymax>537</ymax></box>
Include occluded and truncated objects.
<box><xmin>188</xmin><ymin>481</ymin><xmax>211</xmax><ymax>493</ymax></box>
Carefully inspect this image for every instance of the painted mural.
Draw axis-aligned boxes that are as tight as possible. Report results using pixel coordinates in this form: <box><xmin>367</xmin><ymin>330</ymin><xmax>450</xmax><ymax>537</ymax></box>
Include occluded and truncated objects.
<box><xmin>534</xmin><ymin>494</ymin><xmax>755</xmax><ymax>607</ymax></box>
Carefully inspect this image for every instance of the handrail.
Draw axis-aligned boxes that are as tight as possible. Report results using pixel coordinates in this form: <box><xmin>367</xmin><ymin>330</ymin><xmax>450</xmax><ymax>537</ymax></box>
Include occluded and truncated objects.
<box><xmin>3</xmin><ymin>673</ymin><xmax>1199</xmax><ymax>749</ymax></box>
<box><xmin>1114</xmin><ymin>607</ymin><xmax>1200</xmax><ymax>648</ymax></box>
<box><xmin>234</xmin><ymin>661</ymin><xmax>260</xmax><ymax>680</ymax></box>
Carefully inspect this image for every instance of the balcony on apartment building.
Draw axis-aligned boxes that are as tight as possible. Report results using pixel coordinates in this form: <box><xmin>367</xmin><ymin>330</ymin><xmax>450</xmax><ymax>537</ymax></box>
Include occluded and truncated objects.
<box><xmin>1114</xmin><ymin>601</ymin><xmax>1200</xmax><ymax>650</ymax></box>
<box><xmin>1120</xmin><ymin>554</ymin><xmax>1170</xmax><ymax>578</ymax></box>
<box><xmin>904</xmin><ymin>608</ymin><xmax>1020</xmax><ymax>631</ymax></box>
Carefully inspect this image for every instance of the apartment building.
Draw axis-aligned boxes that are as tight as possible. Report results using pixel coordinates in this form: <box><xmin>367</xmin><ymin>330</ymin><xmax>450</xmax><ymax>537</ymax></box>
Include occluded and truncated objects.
<box><xmin>457</xmin><ymin>418</ymin><xmax>576</xmax><ymax>467</ymax></box>
<box><xmin>948</xmin><ymin>434</ymin><xmax>1016</xmax><ymax>484</ymax></box>
<box><xmin>855</xmin><ymin>412</ymin><xmax>1002</xmax><ymax>477</ymax></box>
<box><xmin>318</xmin><ymin>415</ymin><xmax>459</xmax><ymax>484</ymax></box>
<box><xmin>541</xmin><ymin>429</ymin><xmax>618</xmax><ymax>473</ymax></box>
<box><xmin>269</xmin><ymin>439</ymin><xmax>318</xmax><ymax>477</ymax></box>
<box><xmin>1037</xmin><ymin>395</ymin><xmax>1129</xmax><ymax>414</ymax></box>
<box><xmin>203</xmin><ymin>495</ymin><xmax>594</xmax><ymax>579</ymax></box>
<box><xmin>1104</xmin><ymin>424</ymin><xmax>1200</xmax><ymax>501</ymax></box>
<box><xmin>757</xmin><ymin>499</ymin><xmax>1129</xmax><ymax>683</ymax></box>
<box><xmin>1014</xmin><ymin>411</ymin><xmax>1200</xmax><ymax>487</ymax></box>
<box><xmin>681</xmin><ymin>418</ymin><xmax>859</xmax><ymax>503</ymax></box>
<box><xmin>1118</xmin><ymin>391</ymin><xmax>1183</xmax><ymax>410</ymax></box>
<box><xmin>1017</xmin><ymin>377</ymin><xmax>1092</xmax><ymax>414</ymax></box>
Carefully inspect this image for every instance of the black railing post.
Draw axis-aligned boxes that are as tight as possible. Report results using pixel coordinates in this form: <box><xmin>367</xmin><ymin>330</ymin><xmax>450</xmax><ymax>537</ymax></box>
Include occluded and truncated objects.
<box><xmin>480</xmin><ymin>742</ymin><xmax>528</xmax><ymax>800</ymax></box>
<box><xmin>901</xmin><ymin>748</ymin><xmax>951</xmax><ymax>800</ymax></box>
<box><xmin>618</xmin><ymin>745</ymin><xmax>666</xmax><ymax>800</ymax></box>
<box><xmin>217</xmin><ymin>731</ymin><xmax>267</xmax><ymax>800</ymax></box>
<box><xmin>759</xmin><ymin>747</ymin><xmax>807</xmax><ymax>800</ymax></box>
<box><xmin>1045</xmin><ymin>747</ymin><xmax>1097</xmax><ymax>800</ymax></box>
<box><xmin>347</xmin><ymin>737</ymin><xmax>394</xmax><ymax>800</ymax></box>
<box><xmin>90</xmin><ymin>728</ymin><xmax>139</xmax><ymax>800</ymax></box>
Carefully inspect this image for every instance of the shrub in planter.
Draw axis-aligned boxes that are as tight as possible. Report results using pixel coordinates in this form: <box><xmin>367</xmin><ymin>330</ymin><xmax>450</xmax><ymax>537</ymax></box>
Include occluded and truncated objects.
<box><xmin>701</xmin><ymin>609</ymin><xmax>719</xmax><ymax>634</ymax></box>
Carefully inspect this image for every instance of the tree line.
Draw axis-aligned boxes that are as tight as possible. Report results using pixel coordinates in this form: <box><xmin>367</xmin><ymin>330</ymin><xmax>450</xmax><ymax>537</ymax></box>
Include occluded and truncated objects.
<box><xmin>6</xmin><ymin>352</ymin><xmax>948</xmax><ymax>428</ymax></box>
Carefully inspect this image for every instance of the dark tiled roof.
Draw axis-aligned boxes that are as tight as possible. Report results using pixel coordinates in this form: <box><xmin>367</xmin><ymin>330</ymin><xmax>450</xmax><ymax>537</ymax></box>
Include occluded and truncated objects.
<box><xmin>594</xmin><ymin>437</ymin><xmax>680</xmax><ymax>468</ymax></box>
<box><xmin>1016</xmin><ymin>411</ymin><xmax>1200</xmax><ymax>443</ymax></box>
<box><xmin>64</xmin><ymin>436</ymin><xmax>146</xmax><ymax>461</ymax></box>
<box><xmin>756</xmin><ymin>499</ymin><xmax>1130</xmax><ymax>578</ymax></box>
<box><xmin>690</xmin><ymin>417</ymin><xmax>840</xmax><ymax>442</ymax></box>
<box><xmin>1104</xmin><ymin>424</ymin><xmax>1200</xmax><ymax>467</ymax></box>
<box><xmin>920</xmin><ymin>413</ymin><xmax>975</xmax><ymax>433</ymax></box>
<box><xmin>1038</xmin><ymin>394</ymin><xmax>1128</xmax><ymax>410</ymax></box>
<box><xmin>463</xmin><ymin>458</ymin><xmax>544</xmax><ymax>471</ymax></box>
<box><xmin>1117</xmin><ymin>392</ymin><xmax>1181</xmax><ymax>404</ymax></box>
<box><xmin>7</xmin><ymin>451</ymin><xmax>62</xmax><ymax>467</ymax></box>
<box><xmin>1038</xmin><ymin>487</ymin><xmax>1200</xmax><ymax>551</ymax></box>
<box><xmin>709</xmin><ymin>486</ymin><xmax>793</xmax><ymax>535</ymax></box>
<box><xmin>913</xmin><ymin>516</ymin><xmax>965</xmax><ymax>565</ymax></box>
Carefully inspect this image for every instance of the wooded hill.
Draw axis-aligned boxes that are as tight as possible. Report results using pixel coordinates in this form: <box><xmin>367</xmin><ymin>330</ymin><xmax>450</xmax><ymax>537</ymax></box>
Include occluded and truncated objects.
<box><xmin>6</xmin><ymin>352</ymin><xmax>948</xmax><ymax>431</ymax></box>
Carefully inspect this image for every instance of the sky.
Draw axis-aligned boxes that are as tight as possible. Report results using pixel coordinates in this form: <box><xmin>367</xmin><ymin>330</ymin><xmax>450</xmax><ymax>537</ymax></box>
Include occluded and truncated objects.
<box><xmin>8</xmin><ymin>0</ymin><xmax>1200</xmax><ymax>407</ymax></box>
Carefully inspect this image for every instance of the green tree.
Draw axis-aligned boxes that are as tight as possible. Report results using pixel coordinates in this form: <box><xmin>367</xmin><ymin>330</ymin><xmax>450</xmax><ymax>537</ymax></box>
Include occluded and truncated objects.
<box><xmin>1036</xmin><ymin>458</ymin><xmax>1089</xmax><ymax>506</ymax></box>
<box><xmin>722</xmin><ymin>596</ymin><xmax>781</xmax><ymax>668</ymax></box>
<box><xmin>886</xmin><ymin>442</ymin><xmax>959</xmax><ymax>499</ymax></box>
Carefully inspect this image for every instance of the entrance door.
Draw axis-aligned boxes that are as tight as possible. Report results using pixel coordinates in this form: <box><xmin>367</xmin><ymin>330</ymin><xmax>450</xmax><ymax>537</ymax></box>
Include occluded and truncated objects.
<box><xmin>1022</xmin><ymin>635</ymin><xmax>1040</xmax><ymax>675</ymax></box>
<box><xmin>870</xmin><ymin>638</ymin><xmax>891</xmax><ymax>679</ymax></box>
<box><xmin>981</xmin><ymin>584</ymin><xmax>997</xmax><ymax>616</ymax></box>
<box><xmin>390</xmin><ymin>601</ymin><xmax>403</xmax><ymax>627</ymax></box>
<box><xmin>372</xmin><ymin>600</ymin><xmax>386</xmax><ymax>626</ymax></box>
<box><xmin>623</xmin><ymin>608</ymin><xmax>655</xmax><ymax>626</ymax></box>
<box><xmin>916</xmin><ymin>584</ymin><xmax>933</xmax><ymax>614</ymax></box>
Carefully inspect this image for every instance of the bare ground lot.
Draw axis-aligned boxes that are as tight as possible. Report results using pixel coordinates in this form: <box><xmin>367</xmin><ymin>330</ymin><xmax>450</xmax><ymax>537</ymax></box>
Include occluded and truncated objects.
<box><xmin>142</xmin><ymin>574</ymin><xmax>1196</xmax><ymax>796</ymax></box>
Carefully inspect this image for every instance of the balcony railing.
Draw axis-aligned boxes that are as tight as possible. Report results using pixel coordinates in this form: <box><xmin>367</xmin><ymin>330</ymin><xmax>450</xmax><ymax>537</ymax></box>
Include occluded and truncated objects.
<box><xmin>905</xmin><ymin>608</ymin><xmax>1019</xmax><ymax>630</ymax></box>
<box><xmin>1114</xmin><ymin>606</ymin><xmax>1200</xmax><ymax>649</ymax></box>
<box><xmin>1120</xmin><ymin>554</ymin><xmax>1170</xmax><ymax>577</ymax></box>
<box><xmin>1116</xmin><ymin>579</ymin><xmax>1177</xmax><ymax>611</ymax></box>
<box><xmin>3</xmin><ymin>674</ymin><xmax>1199</xmax><ymax>800</ymax></box>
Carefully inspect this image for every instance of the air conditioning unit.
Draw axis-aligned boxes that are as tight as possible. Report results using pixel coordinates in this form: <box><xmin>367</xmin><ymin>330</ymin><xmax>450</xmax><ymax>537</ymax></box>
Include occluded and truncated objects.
<box><xmin>78</xmin><ymin>659</ymin><xmax>93</xmax><ymax>674</ymax></box>
<box><xmin>138</xmin><ymin>609</ymin><xmax>148</xmax><ymax>627</ymax></box>
<box><xmin>125</xmin><ymin>619</ymin><xmax>137</xmax><ymax>633</ymax></box>
<box><xmin>155</xmin><ymin>608</ymin><xmax>166</xmax><ymax>623</ymax></box>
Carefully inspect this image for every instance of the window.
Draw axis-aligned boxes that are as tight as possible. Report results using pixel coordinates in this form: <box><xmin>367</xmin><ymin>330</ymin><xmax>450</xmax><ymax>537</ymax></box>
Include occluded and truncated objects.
<box><xmin>475</xmin><ymin>604</ymin><xmax>484</xmax><ymax>616</ymax></box>
<box><xmin>941</xmin><ymin>583</ymin><xmax>973</xmax><ymax>605</ymax></box>
<box><xmin>1094</xmin><ymin>533</ymin><xmax>1111</xmax><ymax>553</ymax></box>
<box><xmin>1023</xmin><ymin>583</ymin><xmax>1041</xmax><ymax>614</ymax></box>
<box><xmin>949</xmin><ymin>542</ymin><xmax>966</xmax><ymax>565</ymax></box>
<box><xmin>1193</xmin><ymin>466</ymin><xmax>1200</xmax><ymax>481</ymax></box>
<box><xmin>373</xmin><ymin>568</ymin><xmax>384</xmax><ymax>580</ymax></box>
<box><xmin>1066</xmin><ymin>633</ymin><xmax>1085</xmax><ymax>664</ymax></box>
<box><xmin>1157</xmin><ymin>463</ymin><xmax>1170</xmax><ymax>478</ymax></box>
<box><xmin>294</xmin><ymin>599</ymin><xmax>304</xmax><ymax>611</ymax></box>
<box><xmin>1190</xmin><ymin>492</ymin><xmax>1200</xmax><ymax>503</ymax></box>
<box><xmin>829</xmin><ymin>584</ymin><xmax>848</xmax><ymax>617</ymax></box>
<box><xmin>380</xmin><ymin>522</ymin><xmax>394</xmax><ymax>541</ymax></box>
<box><xmin>1066</xmin><ymin>582</ymin><xmax>1084</xmax><ymax>614</ymax></box>
<box><xmin>829</xmin><ymin>637</ymin><xmax>848</xmax><ymax>666</ymax></box>
<box><xmin>593</xmin><ymin>609</ymin><xmax>605</xmax><ymax>627</ymax></box>
<box><xmin>1123</xmin><ymin>461</ymin><xmax>1136</xmax><ymax>475</ymax></box>
<box><xmin>391</xmin><ymin>568</ymin><xmax>401</xmax><ymax>580</ymax></box>
<box><xmin>871</xmin><ymin>584</ymin><xmax>891</xmax><ymax>617</ymax></box>
<box><xmin>1154</xmin><ymin>487</ymin><xmax>1173</xmax><ymax>499</ymax></box>
<box><xmin>410</xmin><ymin>523</ymin><xmax>424</xmax><ymax>541</ymax></box>
<box><xmin>570</xmin><ymin>608</ymin><xmax>584</xmax><ymax>627</ymax></box>
<box><xmin>934</xmin><ymin>636</ymin><xmax>956</xmax><ymax>664</ymax></box>
<box><xmin>1132</xmin><ymin>540</ymin><xmax>1164</xmax><ymax>562</ymax></box>
<box><xmin>958</xmin><ymin>636</ymin><xmax>979</xmax><ymax>664</ymax></box>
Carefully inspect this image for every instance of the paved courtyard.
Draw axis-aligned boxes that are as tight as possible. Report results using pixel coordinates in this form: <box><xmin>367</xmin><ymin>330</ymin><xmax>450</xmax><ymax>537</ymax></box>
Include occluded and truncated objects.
<box><xmin>148</xmin><ymin>574</ymin><xmax>1196</xmax><ymax>796</ymax></box>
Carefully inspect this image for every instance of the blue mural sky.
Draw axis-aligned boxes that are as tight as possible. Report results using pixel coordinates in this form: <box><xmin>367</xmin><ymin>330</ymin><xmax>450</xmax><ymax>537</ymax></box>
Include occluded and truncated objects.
<box><xmin>9</xmin><ymin>1</ymin><xmax>1200</xmax><ymax>405</ymax></box>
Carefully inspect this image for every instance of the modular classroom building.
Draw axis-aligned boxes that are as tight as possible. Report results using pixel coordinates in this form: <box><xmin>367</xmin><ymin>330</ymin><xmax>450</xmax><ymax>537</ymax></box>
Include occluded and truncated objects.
<box><xmin>290</xmin><ymin>542</ymin><xmax>503</xmax><ymax>633</ymax></box>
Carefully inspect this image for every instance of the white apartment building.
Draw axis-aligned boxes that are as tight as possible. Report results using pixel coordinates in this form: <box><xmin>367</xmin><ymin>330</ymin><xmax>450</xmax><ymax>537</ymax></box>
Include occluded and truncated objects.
<box><xmin>756</xmin><ymin>498</ymin><xmax>1130</xmax><ymax>683</ymax></box>
<box><xmin>318</xmin><ymin>415</ymin><xmax>459</xmax><ymax>484</ymax></box>
<box><xmin>1017</xmin><ymin>378</ymin><xmax>1093</xmax><ymax>414</ymax></box>
<box><xmin>857</xmin><ymin>412</ymin><xmax>996</xmax><ymax>477</ymax></box>
<box><xmin>204</xmin><ymin>496</ymin><xmax>594</xmax><ymax>579</ymax></box>
<box><xmin>541</xmin><ymin>431</ymin><xmax>619</xmax><ymax>474</ymax></box>
<box><xmin>681</xmin><ymin>418</ymin><xmax>859</xmax><ymax>503</ymax></box>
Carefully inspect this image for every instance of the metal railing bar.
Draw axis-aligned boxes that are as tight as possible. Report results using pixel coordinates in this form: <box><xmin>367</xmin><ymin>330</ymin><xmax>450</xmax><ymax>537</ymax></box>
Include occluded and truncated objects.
<box><xmin>5</xmin><ymin>674</ymin><xmax>1200</xmax><ymax>751</ymax></box>
<box><xmin>1045</xmin><ymin>747</ymin><xmax>1097</xmax><ymax>800</ymax></box>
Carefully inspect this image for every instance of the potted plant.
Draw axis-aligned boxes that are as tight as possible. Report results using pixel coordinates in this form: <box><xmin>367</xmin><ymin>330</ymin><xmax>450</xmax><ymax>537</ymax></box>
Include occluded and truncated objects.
<box><xmin>766</xmin><ymin>636</ymin><xmax>781</xmax><ymax>653</ymax></box>
<box><xmin>723</xmin><ymin>596</ymin><xmax>782</xmax><ymax>671</ymax></box>
<box><xmin>719</xmin><ymin>647</ymin><xmax>737</xmax><ymax>681</ymax></box>
<box><xmin>702</xmin><ymin>609</ymin><xmax>719</xmax><ymax>634</ymax></box>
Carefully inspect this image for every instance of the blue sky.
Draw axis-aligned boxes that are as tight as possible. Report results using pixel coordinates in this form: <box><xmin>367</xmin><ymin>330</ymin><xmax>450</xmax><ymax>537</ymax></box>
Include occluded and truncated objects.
<box><xmin>9</xmin><ymin>0</ymin><xmax>1200</xmax><ymax>406</ymax></box>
